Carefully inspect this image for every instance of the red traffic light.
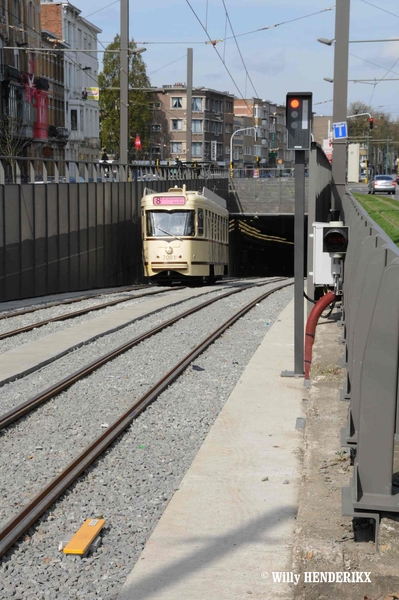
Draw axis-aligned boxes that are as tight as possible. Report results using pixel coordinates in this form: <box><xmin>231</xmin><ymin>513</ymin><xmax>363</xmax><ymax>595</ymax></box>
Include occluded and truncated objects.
<box><xmin>369</xmin><ymin>117</ymin><xmax>374</xmax><ymax>130</ymax></box>
<box><xmin>290</xmin><ymin>98</ymin><xmax>300</xmax><ymax>109</ymax></box>
<box><xmin>323</xmin><ymin>227</ymin><xmax>349</xmax><ymax>253</ymax></box>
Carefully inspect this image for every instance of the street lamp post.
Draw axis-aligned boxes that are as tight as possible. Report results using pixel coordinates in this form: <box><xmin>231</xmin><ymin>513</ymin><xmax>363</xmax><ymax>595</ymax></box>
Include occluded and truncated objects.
<box><xmin>230</xmin><ymin>127</ymin><xmax>256</xmax><ymax>177</ymax></box>
<box><xmin>330</xmin><ymin>0</ymin><xmax>350</xmax><ymax>217</ymax></box>
<box><xmin>229</xmin><ymin>123</ymin><xmax>266</xmax><ymax>177</ymax></box>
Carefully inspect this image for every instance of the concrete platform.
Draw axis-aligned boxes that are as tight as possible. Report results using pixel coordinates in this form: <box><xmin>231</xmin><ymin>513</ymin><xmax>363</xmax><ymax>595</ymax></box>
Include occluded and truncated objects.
<box><xmin>118</xmin><ymin>298</ymin><xmax>304</xmax><ymax>600</ymax></box>
<box><xmin>0</xmin><ymin>287</ymin><xmax>216</xmax><ymax>385</ymax></box>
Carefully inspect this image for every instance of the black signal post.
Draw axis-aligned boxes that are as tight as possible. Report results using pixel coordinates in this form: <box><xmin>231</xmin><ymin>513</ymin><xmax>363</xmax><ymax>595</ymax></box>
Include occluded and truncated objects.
<box><xmin>282</xmin><ymin>92</ymin><xmax>313</xmax><ymax>379</ymax></box>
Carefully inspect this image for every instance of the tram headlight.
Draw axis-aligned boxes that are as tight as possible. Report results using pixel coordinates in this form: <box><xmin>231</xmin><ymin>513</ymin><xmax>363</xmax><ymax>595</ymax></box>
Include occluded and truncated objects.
<box><xmin>165</xmin><ymin>246</ymin><xmax>173</xmax><ymax>255</ymax></box>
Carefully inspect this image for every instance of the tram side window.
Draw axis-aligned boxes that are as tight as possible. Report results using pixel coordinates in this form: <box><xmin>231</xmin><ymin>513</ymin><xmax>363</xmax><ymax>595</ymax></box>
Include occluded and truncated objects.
<box><xmin>198</xmin><ymin>208</ymin><xmax>204</xmax><ymax>236</ymax></box>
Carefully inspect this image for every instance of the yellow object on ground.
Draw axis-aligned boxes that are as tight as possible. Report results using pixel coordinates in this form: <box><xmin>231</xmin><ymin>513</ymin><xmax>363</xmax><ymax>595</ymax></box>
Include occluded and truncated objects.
<box><xmin>63</xmin><ymin>518</ymin><xmax>106</xmax><ymax>555</ymax></box>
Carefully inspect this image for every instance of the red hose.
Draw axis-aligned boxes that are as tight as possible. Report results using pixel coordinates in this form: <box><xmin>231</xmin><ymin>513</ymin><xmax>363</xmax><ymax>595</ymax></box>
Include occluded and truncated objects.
<box><xmin>304</xmin><ymin>291</ymin><xmax>336</xmax><ymax>381</ymax></box>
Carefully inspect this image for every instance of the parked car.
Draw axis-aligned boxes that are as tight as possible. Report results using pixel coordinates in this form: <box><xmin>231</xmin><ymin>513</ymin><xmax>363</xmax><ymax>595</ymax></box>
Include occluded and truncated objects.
<box><xmin>368</xmin><ymin>174</ymin><xmax>396</xmax><ymax>195</ymax></box>
<box><xmin>359</xmin><ymin>173</ymin><xmax>367</xmax><ymax>182</ymax></box>
<box><xmin>396</xmin><ymin>175</ymin><xmax>399</xmax><ymax>185</ymax></box>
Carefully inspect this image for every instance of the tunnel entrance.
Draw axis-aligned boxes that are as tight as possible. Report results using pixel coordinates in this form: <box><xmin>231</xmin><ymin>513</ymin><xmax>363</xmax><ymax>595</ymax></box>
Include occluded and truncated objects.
<box><xmin>229</xmin><ymin>214</ymin><xmax>308</xmax><ymax>278</ymax></box>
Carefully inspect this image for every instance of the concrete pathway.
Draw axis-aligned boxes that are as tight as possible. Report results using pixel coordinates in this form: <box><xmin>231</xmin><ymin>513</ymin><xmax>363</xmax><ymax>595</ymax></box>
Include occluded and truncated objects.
<box><xmin>118</xmin><ymin>298</ymin><xmax>304</xmax><ymax>600</ymax></box>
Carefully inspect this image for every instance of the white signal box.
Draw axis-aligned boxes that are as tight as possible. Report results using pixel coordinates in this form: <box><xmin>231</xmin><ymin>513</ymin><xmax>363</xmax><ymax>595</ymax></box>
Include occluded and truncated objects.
<box><xmin>311</xmin><ymin>222</ymin><xmax>334</xmax><ymax>285</ymax></box>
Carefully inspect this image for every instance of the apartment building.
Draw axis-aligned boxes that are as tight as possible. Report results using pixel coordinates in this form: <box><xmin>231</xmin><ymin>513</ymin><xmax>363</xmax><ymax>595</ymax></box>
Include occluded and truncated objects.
<box><xmin>230</xmin><ymin>114</ymin><xmax>256</xmax><ymax>168</ymax></box>
<box><xmin>234</xmin><ymin>98</ymin><xmax>294</xmax><ymax>168</ymax></box>
<box><xmin>41</xmin><ymin>0</ymin><xmax>101</xmax><ymax>163</ymax></box>
<box><xmin>152</xmin><ymin>85</ymin><xmax>234</xmax><ymax>165</ymax></box>
<box><xmin>0</xmin><ymin>0</ymin><xmax>50</xmax><ymax>166</ymax></box>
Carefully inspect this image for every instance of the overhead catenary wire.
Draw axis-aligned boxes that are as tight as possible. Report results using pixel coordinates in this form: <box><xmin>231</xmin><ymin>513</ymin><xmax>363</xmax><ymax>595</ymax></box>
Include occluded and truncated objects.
<box><xmin>96</xmin><ymin>6</ymin><xmax>335</xmax><ymax>46</ymax></box>
<box><xmin>368</xmin><ymin>55</ymin><xmax>399</xmax><ymax>105</ymax></box>
<box><xmin>360</xmin><ymin>0</ymin><xmax>399</xmax><ymax>20</ymax></box>
<box><xmin>184</xmin><ymin>0</ymin><xmax>252</xmax><ymax>113</ymax></box>
<box><xmin>83</xmin><ymin>0</ymin><xmax>121</xmax><ymax>20</ymax></box>
<box><xmin>220</xmin><ymin>0</ymin><xmax>260</xmax><ymax>98</ymax></box>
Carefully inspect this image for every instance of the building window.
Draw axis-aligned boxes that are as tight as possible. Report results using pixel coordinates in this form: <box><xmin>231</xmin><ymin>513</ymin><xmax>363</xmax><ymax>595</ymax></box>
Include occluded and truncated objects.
<box><xmin>149</xmin><ymin>102</ymin><xmax>161</xmax><ymax>109</ymax></box>
<box><xmin>192</xmin><ymin>119</ymin><xmax>203</xmax><ymax>133</ymax></box>
<box><xmin>192</xmin><ymin>142</ymin><xmax>202</xmax><ymax>157</ymax></box>
<box><xmin>171</xmin><ymin>97</ymin><xmax>183</xmax><ymax>108</ymax></box>
<box><xmin>29</xmin><ymin>2</ymin><xmax>35</xmax><ymax>29</ymax></box>
<box><xmin>171</xmin><ymin>119</ymin><xmax>183</xmax><ymax>131</ymax></box>
<box><xmin>192</xmin><ymin>97</ymin><xmax>203</xmax><ymax>111</ymax></box>
<box><xmin>13</xmin><ymin>0</ymin><xmax>19</xmax><ymax>26</ymax></box>
<box><xmin>244</xmin><ymin>146</ymin><xmax>252</xmax><ymax>155</ymax></box>
<box><xmin>80</xmin><ymin>108</ymin><xmax>84</xmax><ymax>132</ymax></box>
<box><xmin>225</xmin><ymin>123</ymin><xmax>231</xmax><ymax>133</ymax></box>
<box><xmin>71</xmin><ymin>110</ymin><xmax>78</xmax><ymax>130</ymax></box>
<box><xmin>171</xmin><ymin>141</ymin><xmax>182</xmax><ymax>154</ymax></box>
<box><xmin>151</xmin><ymin>124</ymin><xmax>161</xmax><ymax>132</ymax></box>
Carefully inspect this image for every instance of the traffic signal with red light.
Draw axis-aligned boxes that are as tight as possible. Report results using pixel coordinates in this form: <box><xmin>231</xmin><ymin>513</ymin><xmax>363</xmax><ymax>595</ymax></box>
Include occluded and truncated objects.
<box><xmin>286</xmin><ymin>92</ymin><xmax>313</xmax><ymax>150</ymax></box>
<box><xmin>369</xmin><ymin>117</ymin><xmax>374</xmax><ymax>130</ymax></box>
<box><xmin>323</xmin><ymin>226</ymin><xmax>349</xmax><ymax>254</ymax></box>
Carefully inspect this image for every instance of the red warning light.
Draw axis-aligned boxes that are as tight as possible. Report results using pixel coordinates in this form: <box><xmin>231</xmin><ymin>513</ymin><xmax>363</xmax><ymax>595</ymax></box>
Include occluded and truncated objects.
<box><xmin>290</xmin><ymin>98</ymin><xmax>300</xmax><ymax>109</ymax></box>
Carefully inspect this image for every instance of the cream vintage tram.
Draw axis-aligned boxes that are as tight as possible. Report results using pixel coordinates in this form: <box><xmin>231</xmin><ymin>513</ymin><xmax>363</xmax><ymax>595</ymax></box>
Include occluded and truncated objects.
<box><xmin>142</xmin><ymin>185</ymin><xmax>229</xmax><ymax>283</ymax></box>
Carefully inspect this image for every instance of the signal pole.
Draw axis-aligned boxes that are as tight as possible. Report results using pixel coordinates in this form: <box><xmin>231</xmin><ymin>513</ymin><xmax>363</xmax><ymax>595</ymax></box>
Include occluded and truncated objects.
<box><xmin>120</xmin><ymin>0</ymin><xmax>129</xmax><ymax>181</ymax></box>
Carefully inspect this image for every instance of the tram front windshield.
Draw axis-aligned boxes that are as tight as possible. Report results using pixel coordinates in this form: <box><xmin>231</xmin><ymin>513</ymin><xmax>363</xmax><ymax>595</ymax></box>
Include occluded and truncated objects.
<box><xmin>146</xmin><ymin>210</ymin><xmax>195</xmax><ymax>237</ymax></box>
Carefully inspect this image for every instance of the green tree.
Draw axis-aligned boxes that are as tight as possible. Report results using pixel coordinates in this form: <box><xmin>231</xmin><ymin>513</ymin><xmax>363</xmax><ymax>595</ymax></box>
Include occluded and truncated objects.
<box><xmin>98</xmin><ymin>35</ymin><xmax>154</xmax><ymax>160</ymax></box>
<box><xmin>348</xmin><ymin>101</ymin><xmax>399</xmax><ymax>174</ymax></box>
<box><xmin>347</xmin><ymin>101</ymin><xmax>372</xmax><ymax>139</ymax></box>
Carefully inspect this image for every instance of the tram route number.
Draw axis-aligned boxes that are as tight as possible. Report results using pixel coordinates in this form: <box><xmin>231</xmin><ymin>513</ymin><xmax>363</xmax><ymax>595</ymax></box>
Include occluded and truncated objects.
<box><xmin>162</xmin><ymin>255</ymin><xmax>177</xmax><ymax>260</ymax></box>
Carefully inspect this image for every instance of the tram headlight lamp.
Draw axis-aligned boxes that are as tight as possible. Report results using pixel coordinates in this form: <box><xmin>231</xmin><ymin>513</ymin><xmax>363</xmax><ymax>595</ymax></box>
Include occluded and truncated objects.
<box><xmin>165</xmin><ymin>246</ymin><xmax>173</xmax><ymax>254</ymax></box>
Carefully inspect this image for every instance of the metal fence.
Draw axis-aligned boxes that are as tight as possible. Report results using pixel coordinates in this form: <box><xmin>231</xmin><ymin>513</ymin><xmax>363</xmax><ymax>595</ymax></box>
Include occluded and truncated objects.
<box><xmin>0</xmin><ymin>158</ymin><xmax>229</xmax><ymax>301</ymax></box>
<box><xmin>340</xmin><ymin>190</ymin><xmax>399</xmax><ymax>542</ymax></box>
<box><xmin>305</xmin><ymin>143</ymin><xmax>332</xmax><ymax>306</ymax></box>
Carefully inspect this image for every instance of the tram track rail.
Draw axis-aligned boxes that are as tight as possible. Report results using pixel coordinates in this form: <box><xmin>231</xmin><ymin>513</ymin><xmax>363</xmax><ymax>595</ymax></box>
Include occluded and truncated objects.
<box><xmin>0</xmin><ymin>287</ymin><xmax>186</xmax><ymax>341</ymax></box>
<box><xmin>0</xmin><ymin>278</ymin><xmax>284</xmax><ymax>431</ymax></box>
<box><xmin>0</xmin><ymin>285</ymin><xmax>150</xmax><ymax>321</ymax></box>
<box><xmin>0</xmin><ymin>279</ymin><xmax>292</xmax><ymax>558</ymax></box>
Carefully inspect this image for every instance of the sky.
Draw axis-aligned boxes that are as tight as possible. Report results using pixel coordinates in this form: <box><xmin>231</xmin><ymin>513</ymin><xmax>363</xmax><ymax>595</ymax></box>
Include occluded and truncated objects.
<box><xmin>72</xmin><ymin>0</ymin><xmax>399</xmax><ymax>120</ymax></box>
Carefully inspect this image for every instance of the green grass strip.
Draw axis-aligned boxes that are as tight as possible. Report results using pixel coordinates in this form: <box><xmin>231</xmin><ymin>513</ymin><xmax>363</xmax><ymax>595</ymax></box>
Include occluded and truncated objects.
<box><xmin>352</xmin><ymin>193</ymin><xmax>399</xmax><ymax>246</ymax></box>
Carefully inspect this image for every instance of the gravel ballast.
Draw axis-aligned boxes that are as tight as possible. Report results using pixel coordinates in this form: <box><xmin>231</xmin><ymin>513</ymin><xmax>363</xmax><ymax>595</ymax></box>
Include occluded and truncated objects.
<box><xmin>0</xmin><ymin>283</ymin><xmax>293</xmax><ymax>599</ymax></box>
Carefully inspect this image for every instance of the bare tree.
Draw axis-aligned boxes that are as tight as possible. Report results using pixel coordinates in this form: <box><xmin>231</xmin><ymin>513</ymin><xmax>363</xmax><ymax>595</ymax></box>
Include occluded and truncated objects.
<box><xmin>0</xmin><ymin>116</ymin><xmax>32</xmax><ymax>182</ymax></box>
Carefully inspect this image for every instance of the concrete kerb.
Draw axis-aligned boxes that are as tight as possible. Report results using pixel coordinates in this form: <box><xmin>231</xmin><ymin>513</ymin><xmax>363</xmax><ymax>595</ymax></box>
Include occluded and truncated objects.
<box><xmin>117</xmin><ymin>298</ymin><xmax>304</xmax><ymax>600</ymax></box>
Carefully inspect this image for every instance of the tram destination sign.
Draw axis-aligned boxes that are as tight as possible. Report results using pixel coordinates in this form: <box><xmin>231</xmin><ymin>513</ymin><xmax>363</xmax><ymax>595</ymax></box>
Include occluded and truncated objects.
<box><xmin>153</xmin><ymin>197</ymin><xmax>186</xmax><ymax>205</ymax></box>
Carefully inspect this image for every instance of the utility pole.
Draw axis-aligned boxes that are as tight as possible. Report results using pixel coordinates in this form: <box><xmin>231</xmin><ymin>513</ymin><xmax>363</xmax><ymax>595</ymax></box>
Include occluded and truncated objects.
<box><xmin>331</xmin><ymin>0</ymin><xmax>350</xmax><ymax>218</ymax></box>
<box><xmin>386</xmin><ymin>137</ymin><xmax>389</xmax><ymax>174</ymax></box>
<box><xmin>186</xmin><ymin>48</ymin><xmax>193</xmax><ymax>163</ymax></box>
<box><xmin>120</xmin><ymin>0</ymin><xmax>129</xmax><ymax>180</ymax></box>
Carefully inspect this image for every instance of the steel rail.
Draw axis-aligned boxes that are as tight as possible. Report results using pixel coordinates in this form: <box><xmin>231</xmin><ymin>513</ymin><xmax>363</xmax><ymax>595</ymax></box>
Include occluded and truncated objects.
<box><xmin>0</xmin><ymin>279</ymin><xmax>285</xmax><ymax>430</ymax></box>
<box><xmin>0</xmin><ymin>280</ymin><xmax>292</xmax><ymax>558</ymax></box>
<box><xmin>0</xmin><ymin>285</ymin><xmax>150</xmax><ymax>321</ymax></box>
<box><xmin>0</xmin><ymin>287</ymin><xmax>187</xmax><ymax>341</ymax></box>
